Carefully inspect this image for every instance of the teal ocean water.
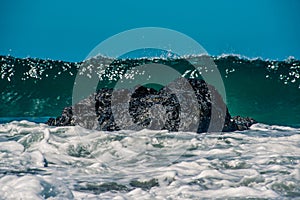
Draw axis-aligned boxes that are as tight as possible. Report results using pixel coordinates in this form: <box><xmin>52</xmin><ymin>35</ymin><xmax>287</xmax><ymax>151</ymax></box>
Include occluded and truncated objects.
<box><xmin>0</xmin><ymin>55</ymin><xmax>299</xmax><ymax>199</ymax></box>
<box><xmin>1</xmin><ymin>55</ymin><xmax>299</xmax><ymax>126</ymax></box>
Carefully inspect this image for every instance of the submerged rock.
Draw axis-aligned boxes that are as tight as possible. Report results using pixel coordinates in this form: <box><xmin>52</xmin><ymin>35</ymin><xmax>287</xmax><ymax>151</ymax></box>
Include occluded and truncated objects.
<box><xmin>46</xmin><ymin>78</ymin><xmax>256</xmax><ymax>132</ymax></box>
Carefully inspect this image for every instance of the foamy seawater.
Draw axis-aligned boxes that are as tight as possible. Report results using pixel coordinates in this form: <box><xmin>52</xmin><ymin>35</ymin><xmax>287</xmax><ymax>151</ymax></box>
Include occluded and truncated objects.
<box><xmin>0</xmin><ymin>121</ymin><xmax>299</xmax><ymax>199</ymax></box>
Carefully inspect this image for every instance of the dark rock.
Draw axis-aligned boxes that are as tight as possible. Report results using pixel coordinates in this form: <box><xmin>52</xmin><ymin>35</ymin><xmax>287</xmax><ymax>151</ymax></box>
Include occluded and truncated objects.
<box><xmin>232</xmin><ymin>116</ymin><xmax>257</xmax><ymax>131</ymax></box>
<box><xmin>46</xmin><ymin>78</ymin><xmax>256</xmax><ymax>132</ymax></box>
<box><xmin>46</xmin><ymin>107</ymin><xmax>74</xmax><ymax>126</ymax></box>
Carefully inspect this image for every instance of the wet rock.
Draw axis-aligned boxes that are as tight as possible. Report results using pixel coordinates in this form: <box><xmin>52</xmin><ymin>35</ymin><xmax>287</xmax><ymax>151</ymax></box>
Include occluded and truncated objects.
<box><xmin>46</xmin><ymin>107</ymin><xmax>74</xmax><ymax>126</ymax></box>
<box><xmin>232</xmin><ymin>116</ymin><xmax>257</xmax><ymax>131</ymax></box>
<box><xmin>46</xmin><ymin>78</ymin><xmax>256</xmax><ymax>132</ymax></box>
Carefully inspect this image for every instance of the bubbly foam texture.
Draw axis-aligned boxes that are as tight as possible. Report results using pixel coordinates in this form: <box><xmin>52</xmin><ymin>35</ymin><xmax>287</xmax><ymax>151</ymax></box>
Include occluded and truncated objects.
<box><xmin>0</xmin><ymin>121</ymin><xmax>299</xmax><ymax>199</ymax></box>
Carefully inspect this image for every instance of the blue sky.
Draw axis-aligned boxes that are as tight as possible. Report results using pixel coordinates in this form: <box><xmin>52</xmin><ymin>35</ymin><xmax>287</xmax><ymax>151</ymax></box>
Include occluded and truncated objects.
<box><xmin>1</xmin><ymin>0</ymin><xmax>299</xmax><ymax>61</ymax></box>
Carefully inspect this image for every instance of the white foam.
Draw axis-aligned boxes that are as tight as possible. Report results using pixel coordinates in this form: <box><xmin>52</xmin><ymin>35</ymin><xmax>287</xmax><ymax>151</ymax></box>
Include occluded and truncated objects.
<box><xmin>0</xmin><ymin>121</ymin><xmax>299</xmax><ymax>198</ymax></box>
<box><xmin>0</xmin><ymin>141</ymin><xmax>24</xmax><ymax>153</ymax></box>
<box><xmin>0</xmin><ymin>175</ymin><xmax>42</xmax><ymax>200</ymax></box>
<box><xmin>250</xmin><ymin>123</ymin><xmax>300</xmax><ymax>132</ymax></box>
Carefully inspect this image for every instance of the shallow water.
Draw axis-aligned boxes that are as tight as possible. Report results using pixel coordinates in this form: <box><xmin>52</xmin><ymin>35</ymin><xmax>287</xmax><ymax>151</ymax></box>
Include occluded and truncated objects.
<box><xmin>0</xmin><ymin>121</ymin><xmax>299</xmax><ymax>199</ymax></box>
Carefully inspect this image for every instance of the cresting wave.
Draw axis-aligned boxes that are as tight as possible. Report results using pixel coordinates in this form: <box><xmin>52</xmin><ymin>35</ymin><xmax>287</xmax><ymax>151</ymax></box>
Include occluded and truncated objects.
<box><xmin>1</xmin><ymin>54</ymin><xmax>300</xmax><ymax>199</ymax></box>
<box><xmin>0</xmin><ymin>54</ymin><xmax>299</xmax><ymax>126</ymax></box>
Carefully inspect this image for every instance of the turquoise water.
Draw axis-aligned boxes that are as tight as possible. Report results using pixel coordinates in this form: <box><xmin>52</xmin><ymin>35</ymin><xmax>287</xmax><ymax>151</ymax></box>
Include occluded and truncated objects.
<box><xmin>1</xmin><ymin>55</ymin><xmax>299</xmax><ymax>126</ymax></box>
<box><xmin>1</xmin><ymin>55</ymin><xmax>300</xmax><ymax>199</ymax></box>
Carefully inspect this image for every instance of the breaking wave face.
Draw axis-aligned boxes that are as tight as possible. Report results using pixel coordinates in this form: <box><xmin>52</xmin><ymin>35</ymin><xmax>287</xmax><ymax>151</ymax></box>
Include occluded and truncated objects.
<box><xmin>0</xmin><ymin>54</ymin><xmax>300</xmax><ymax>126</ymax></box>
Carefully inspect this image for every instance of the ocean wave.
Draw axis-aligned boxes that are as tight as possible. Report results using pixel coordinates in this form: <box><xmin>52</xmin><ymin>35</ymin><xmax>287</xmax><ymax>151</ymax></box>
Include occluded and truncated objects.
<box><xmin>0</xmin><ymin>55</ymin><xmax>299</xmax><ymax>127</ymax></box>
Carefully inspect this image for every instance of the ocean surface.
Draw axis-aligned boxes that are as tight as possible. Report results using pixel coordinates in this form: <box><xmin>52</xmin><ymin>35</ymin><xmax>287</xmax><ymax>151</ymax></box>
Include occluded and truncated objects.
<box><xmin>0</xmin><ymin>121</ymin><xmax>299</xmax><ymax>199</ymax></box>
<box><xmin>1</xmin><ymin>55</ymin><xmax>299</xmax><ymax>126</ymax></box>
<box><xmin>0</xmin><ymin>55</ymin><xmax>300</xmax><ymax>199</ymax></box>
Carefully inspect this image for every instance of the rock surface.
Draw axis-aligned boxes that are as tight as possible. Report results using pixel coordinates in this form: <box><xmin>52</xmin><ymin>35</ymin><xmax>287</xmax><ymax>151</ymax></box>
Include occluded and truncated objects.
<box><xmin>46</xmin><ymin>78</ymin><xmax>256</xmax><ymax>132</ymax></box>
